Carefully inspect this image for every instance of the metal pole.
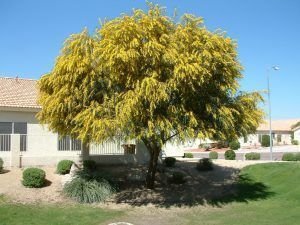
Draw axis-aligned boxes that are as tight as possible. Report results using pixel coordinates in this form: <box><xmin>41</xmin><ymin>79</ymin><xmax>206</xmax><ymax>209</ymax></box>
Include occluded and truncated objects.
<box><xmin>267</xmin><ymin>69</ymin><xmax>273</xmax><ymax>160</ymax></box>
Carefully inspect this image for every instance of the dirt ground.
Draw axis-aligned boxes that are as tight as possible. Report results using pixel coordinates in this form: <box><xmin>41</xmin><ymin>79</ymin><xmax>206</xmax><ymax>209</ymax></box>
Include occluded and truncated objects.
<box><xmin>0</xmin><ymin>160</ymin><xmax>266</xmax><ymax>205</ymax></box>
<box><xmin>0</xmin><ymin>167</ymin><xmax>68</xmax><ymax>203</ymax></box>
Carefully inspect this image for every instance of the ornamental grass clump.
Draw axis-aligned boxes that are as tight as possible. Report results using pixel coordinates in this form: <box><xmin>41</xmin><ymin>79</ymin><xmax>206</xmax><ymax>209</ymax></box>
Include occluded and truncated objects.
<box><xmin>63</xmin><ymin>177</ymin><xmax>115</xmax><ymax>203</ymax></box>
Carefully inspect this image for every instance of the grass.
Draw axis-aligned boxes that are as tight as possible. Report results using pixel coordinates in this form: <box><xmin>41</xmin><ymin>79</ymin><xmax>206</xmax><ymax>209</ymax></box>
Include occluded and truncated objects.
<box><xmin>185</xmin><ymin>162</ymin><xmax>300</xmax><ymax>225</ymax></box>
<box><xmin>0</xmin><ymin>203</ymin><xmax>123</xmax><ymax>225</ymax></box>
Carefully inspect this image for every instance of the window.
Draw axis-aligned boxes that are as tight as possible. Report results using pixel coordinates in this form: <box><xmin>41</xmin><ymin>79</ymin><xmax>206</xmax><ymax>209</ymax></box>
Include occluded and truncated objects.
<box><xmin>58</xmin><ymin>135</ymin><xmax>82</xmax><ymax>151</ymax></box>
<box><xmin>277</xmin><ymin>134</ymin><xmax>282</xmax><ymax>143</ymax></box>
<box><xmin>0</xmin><ymin>122</ymin><xmax>12</xmax><ymax>134</ymax></box>
<box><xmin>244</xmin><ymin>136</ymin><xmax>248</xmax><ymax>143</ymax></box>
<box><xmin>0</xmin><ymin>122</ymin><xmax>27</xmax><ymax>151</ymax></box>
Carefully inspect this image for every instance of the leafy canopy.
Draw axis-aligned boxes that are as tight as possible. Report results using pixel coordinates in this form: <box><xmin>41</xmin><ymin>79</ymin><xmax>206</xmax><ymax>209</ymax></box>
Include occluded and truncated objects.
<box><xmin>38</xmin><ymin>4</ymin><xmax>263</xmax><ymax>145</ymax></box>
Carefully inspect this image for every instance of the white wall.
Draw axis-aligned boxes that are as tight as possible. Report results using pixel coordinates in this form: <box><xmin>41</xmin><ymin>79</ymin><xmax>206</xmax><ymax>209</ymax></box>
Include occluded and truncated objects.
<box><xmin>294</xmin><ymin>129</ymin><xmax>300</xmax><ymax>142</ymax></box>
<box><xmin>0</xmin><ymin>110</ymin><xmax>150</xmax><ymax>167</ymax></box>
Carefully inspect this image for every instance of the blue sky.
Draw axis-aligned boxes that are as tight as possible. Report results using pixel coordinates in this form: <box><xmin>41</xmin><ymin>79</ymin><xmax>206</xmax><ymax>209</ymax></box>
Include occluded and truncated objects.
<box><xmin>1</xmin><ymin>0</ymin><xmax>299</xmax><ymax>119</ymax></box>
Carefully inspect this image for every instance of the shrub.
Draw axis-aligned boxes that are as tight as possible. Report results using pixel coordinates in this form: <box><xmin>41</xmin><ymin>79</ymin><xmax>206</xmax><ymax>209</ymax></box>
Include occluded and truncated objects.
<box><xmin>229</xmin><ymin>140</ymin><xmax>240</xmax><ymax>150</ymax></box>
<box><xmin>0</xmin><ymin>158</ymin><xmax>3</xmax><ymax>172</ymax></box>
<box><xmin>83</xmin><ymin>160</ymin><xmax>97</xmax><ymax>171</ymax></box>
<box><xmin>292</xmin><ymin>140</ymin><xmax>299</xmax><ymax>145</ymax></box>
<box><xmin>196</xmin><ymin>158</ymin><xmax>213</xmax><ymax>171</ymax></box>
<box><xmin>164</xmin><ymin>157</ymin><xmax>176</xmax><ymax>167</ymax></box>
<box><xmin>184</xmin><ymin>153</ymin><xmax>193</xmax><ymax>158</ymax></box>
<box><xmin>261</xmin><ymin>135</ymin><xmax>270</xmax><ymax>147</ymax></box>
<box><xmin>22</xmin><ymin>168</ymin><xmax>46</xmax><ymax>188</ymax></box>
<box><xmin>295</xmin><ymin>153</ymin><xmax>300</xmax><ymax>161</ymax></box>
<box><xmin>225</xmin><ymin>150</ymin><xmax>236</xmax><ymax>160</ymax></box>
<box><xmin>169</xmin><ymin>171</ymin><xmax>185</xmax><ymax>184</ymax></box>
<box><xmin>245</xmin><ymin>152</ymin><xmax>260</xmax><ymax>160</ymax></box>
<box><xmin>209</xmin><ymin>151</ymin><xmax>218</xmax><ymax>159</ymax></box>
<box><xmin>63</xmin><ymin>177</ymin><xmax>115</xmax><ymax>203</ymax></box>
<box><xmin>282</xmin><ymin>153</ymin><xmax>296</xmax><ymax>161</ymax></box>
<box><xmin>57</xmin><ymin>160</ymin><xmax>73</xmax><ymax>174</ymax></box>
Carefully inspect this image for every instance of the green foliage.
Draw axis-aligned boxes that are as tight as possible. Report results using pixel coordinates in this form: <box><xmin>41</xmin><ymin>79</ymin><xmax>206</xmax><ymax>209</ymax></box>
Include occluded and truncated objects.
<box><xmin>37</xmin><ymin>3</ymin><xmax>264</xmax><ymax>188</ymax></box>
<box><xmin>295</xmin><ymin>153</ymin><xmax>300</xmax><ymax>161</ymax></box>
<box><xmin>63</xmin><ymin>177</ymin><xmax>115</xmax><ymax>203</ymax></box>
<box><xmin>209</xmin><ymin>151</ymin><xmax>218</xmax><ymax>159</ymax></box>
<box><xmin>282</xmin><ymin>153</ymin><xmax>295</xmax><ymax>161</ymax></box>
<box><xmin>229</xmin><ymin>140</ymin><xmax>240</xmax><ymax>150</ymax></box>
<box><xmin>292</xmin><ymin>140</ymin><xmax>299</xmax><ymax>145</ymax></box>
<box><xmin>83</xmin><ymin>160</ymin><xmax>97</xmax><ymax>171</ymax></box>
<box><xmin>281</xmin><ymin>153</ymin><xmax>300</xmax><ymax>161</ymax></box>
<box><xmin>184</xmin><ymin>153</ymin><xmax>194</xmax><ymax>158</ymax></box>
<box><xmin>245</xmin><ymin>152</ymin><xmax>260</xmax><ymax>160</ymax></box>
<box><xmin>196</xmin><ymin>158</ymin><xmax>213</xmax><ymax>171</ymax></box>
<box><xmin>38</xmin><ymin>3</ymin><xmax>263</xmax><ymax>147</ymax></box>
<box><xmin>57</xmin><ymin>160</ymin><xmax>73</xmax><ymax>175</ymax></box>
<box><xmin>225</xmin><ymin>150</ymin><xmax>236</xmax><ymax>160</ymax></box>
<box><xmin>0</xmin><ymin>158</ymin><xmax>3</xmax><ymax>172</ymax></box>
<box><xmin>22</xmin><ymin>168</ymin><xmax>46</xmax><ymax>188</ymax></box>
<box><xmin>169</xmin><ymin>171</ymin><xmax>186</xmax><ymax>184</ymax></box>
<box><xmin>164</xmin><ymin>157</ymin><xmax>176</xmax><ymax>167</ymax></box>
<box><xmin>261</xmin><ymin>135</ymin><xmax>270</xmax><ymax>147</ymax></box>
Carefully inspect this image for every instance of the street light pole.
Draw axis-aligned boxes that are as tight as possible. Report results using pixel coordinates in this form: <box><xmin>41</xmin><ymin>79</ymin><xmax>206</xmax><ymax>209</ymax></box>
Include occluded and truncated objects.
<box><xmin>267</xmin><ymin>66</ymin><xmax>279</xmax><ymax>161</ymax></box>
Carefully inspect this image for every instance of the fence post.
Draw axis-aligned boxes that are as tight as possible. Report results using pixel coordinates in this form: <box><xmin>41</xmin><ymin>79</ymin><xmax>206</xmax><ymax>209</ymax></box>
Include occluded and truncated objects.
<box><xmin>10</xmin><ymin>134</ymin><xmax>21</xmax><ymax>167</ymax></box>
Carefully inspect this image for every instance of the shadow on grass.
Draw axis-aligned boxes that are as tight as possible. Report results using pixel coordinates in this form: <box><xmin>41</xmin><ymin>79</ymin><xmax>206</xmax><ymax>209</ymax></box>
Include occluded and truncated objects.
<box><xmin>113</xmin><ymin>162</ymin><xmax>275</xmax><ymax>208</ymax></box>
<box><xmin>207</xmin><ymin>173</ymin><xmax>275</xmax><ymax>207</ymax></box>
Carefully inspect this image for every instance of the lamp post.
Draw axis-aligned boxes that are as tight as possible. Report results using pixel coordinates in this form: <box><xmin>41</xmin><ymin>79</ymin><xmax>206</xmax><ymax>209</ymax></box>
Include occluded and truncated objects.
<box><xmin>267</xmin><ymin>66</ymin><xmax>279</xmax><ymax>160</ymax></box>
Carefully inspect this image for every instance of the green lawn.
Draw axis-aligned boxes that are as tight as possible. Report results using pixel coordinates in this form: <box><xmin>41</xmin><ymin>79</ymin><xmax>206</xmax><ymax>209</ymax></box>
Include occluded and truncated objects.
<box><xmin>185</xmin><ymin>162</ymin><xmax>300</xmax><ymax>225</ymax></box>
<box><xmin>0</xmin><ymin>203</ymin><xmax>123</xmax><ymax>225</ymax></box>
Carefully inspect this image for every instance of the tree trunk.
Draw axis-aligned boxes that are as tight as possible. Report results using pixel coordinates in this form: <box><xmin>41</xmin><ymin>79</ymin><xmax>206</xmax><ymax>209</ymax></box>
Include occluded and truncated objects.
<box><xmin>143</xmin><ymin>138</ymin><xmax>161</xmax><ymax>189</ymax></box>
<box><xmin>78</xmin><ymin>142</ymin><xmax>90</xmax><ymax>169</ymax></box>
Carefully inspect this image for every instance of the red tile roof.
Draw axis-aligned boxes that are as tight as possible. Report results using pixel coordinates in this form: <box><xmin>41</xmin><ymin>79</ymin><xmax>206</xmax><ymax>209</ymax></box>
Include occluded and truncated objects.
<box><xmin>258</xmin><ymin>119</ymin><xmax>300</xmax><ymax>132</ymax></box>
<box><xmin>0</xmin><ymin>77</ymin><xmax>41</xmax><ymax>109</ymax></box>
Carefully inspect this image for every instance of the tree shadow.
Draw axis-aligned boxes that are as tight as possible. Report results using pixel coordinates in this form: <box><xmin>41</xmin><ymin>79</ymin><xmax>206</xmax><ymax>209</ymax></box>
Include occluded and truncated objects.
<box><xmin>113</xmin><ymin>162</ymin><xmax>275</xmax><ymax>208</ymax></box>
<box><xmin>0</xmin><ymin>169</ymin><xmax>10</xmax><ymax>174</ymax></box>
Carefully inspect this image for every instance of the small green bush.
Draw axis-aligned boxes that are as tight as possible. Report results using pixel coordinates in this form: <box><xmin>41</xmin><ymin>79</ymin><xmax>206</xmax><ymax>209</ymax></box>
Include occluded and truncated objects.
<box><xmin>164</xmin><ymin>157</ymin><xmax>176</xmax><ymax>167</ymax></box>
<box><xmin>261</xmin><ymin>135</ymin><xmax>270</xmax><ymax>147</ymax></box>
<box><xmin>83</xmin><ymin>160</ymin><xmax>97</xmax><ymax>171</ymax></box>
<box><xmin>57</xmin><ymin>160</ymin><xmax>73</xmax><ymax>174</ymax></box>
<box><xmin>169</xmin><ymin>171</ymin><xmax>185</xmax><ymax>184</ymax></box>
<box><xmin>63</xmin><ymin>177</ymin><xmax>115</xmax><ymax>203</ymax></box>
<box><xmin>196</xmin><ymin>158</ymin><xmax>213</xmax><ymax>171</ymax></box>
<box><xmin>225</xmin><ymin>150</ymin><xmax>236</xmax><ymax>160</ymax></box>
<box><xmin>282</xmin><ymin>153</ymin><xmax>296</xmax><ymax>161</ymax></box>
<box><xmin>245</xmin><ymin>152</ymin><xmax>260</xmax><ymax>160</ymax></box>
<box><xmin>229</xmin><ymin>140</ymin><xmax>240</xmax><ymax>150</ymax></box>
<box><xmin>184</xmin><ymin>153</ymin><xmax>194</xmax><ymax>158</ymax></box>
<box><xmin>292</xmin><ymin>140</ymin><xmax>299</xmax><ymax>145</ymax></box>
<box><xmin>209</xmin><ymin>151</ymin><xmax>218</xmax><ymax>159</ymax></box>
<box><xmin>22</xmin><ymin>168</ymin><xmax>46</xmax><ymax>188</ymax></box>
<box><xmin>0</xmin><ymin>158</ymin><xmax>3</xmax><ymax>172</ymax></box>
<box><xmin>295</xmin><ymin>153</ymin><xmax>300</xmax><ymax>161</ymax></box>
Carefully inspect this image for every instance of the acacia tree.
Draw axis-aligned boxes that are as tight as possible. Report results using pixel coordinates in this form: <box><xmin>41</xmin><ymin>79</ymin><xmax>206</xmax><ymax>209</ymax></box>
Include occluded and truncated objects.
<box><xmin>38</xmin><ymin>4</ymin><xmax>263</xmax><ymax>189</ymax></box>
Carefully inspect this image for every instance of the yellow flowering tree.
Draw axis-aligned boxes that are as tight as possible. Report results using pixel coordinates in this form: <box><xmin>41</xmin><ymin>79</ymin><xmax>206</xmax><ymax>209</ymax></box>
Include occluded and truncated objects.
<box><xmin>38</xmin><ymin>4</ymin><xmax>263</xmax><ymax>188</ymax></box>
